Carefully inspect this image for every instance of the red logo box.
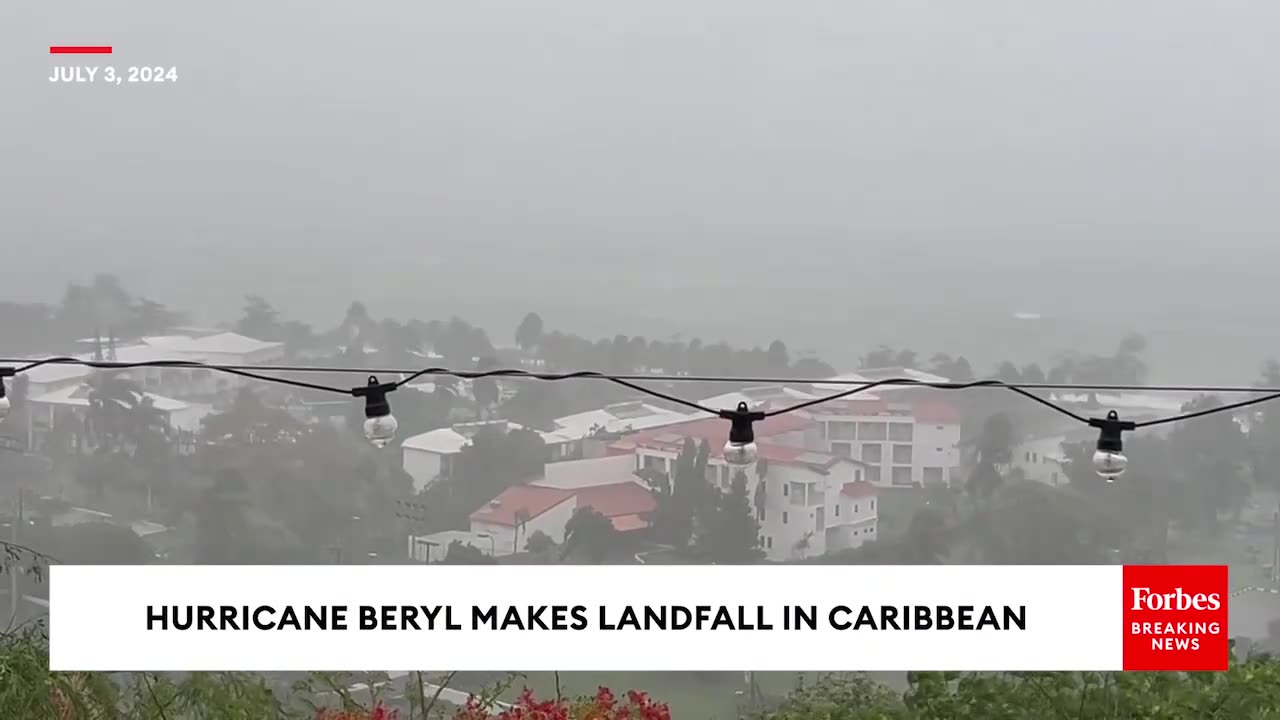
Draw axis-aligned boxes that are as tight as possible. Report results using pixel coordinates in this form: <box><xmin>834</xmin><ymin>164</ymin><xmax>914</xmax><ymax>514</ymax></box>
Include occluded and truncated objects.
<box><xmin>1122</xmin><ymin>565</ymin><xmax>1229</xmax><ymax>671</ymax></box>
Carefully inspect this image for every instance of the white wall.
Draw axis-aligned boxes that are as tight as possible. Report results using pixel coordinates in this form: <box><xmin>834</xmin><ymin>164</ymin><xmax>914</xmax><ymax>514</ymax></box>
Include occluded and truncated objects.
<box><xmin>752</xmin><ymin>461</ymin><xmax>866</xmax><ymax>562</ymax></box>
<box><xmin>1012</xmin><ymin>435</ymin><xmax>1069</xmax><ymax>486</ymax></box>
<box><xmin>403</xmin><ymin>448</ymin><xmax>445</xmax><ymax>494</ymax></box>
<box><xmin>913</xmin><ymin>422</ymin><xmax>961</xmax><ymax>486</ymax></box>
<box><xmin>168</xmin><ymin>403</ymin><xmax>212</xmax><ymax>433</ymax></box>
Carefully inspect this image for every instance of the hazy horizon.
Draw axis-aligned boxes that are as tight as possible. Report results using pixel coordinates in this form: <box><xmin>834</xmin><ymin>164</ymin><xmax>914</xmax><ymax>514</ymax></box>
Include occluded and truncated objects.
<box><xmin>6</xmin><ymin>1</ymin><xmax>1280</xmax><ymax>380</ymax></box>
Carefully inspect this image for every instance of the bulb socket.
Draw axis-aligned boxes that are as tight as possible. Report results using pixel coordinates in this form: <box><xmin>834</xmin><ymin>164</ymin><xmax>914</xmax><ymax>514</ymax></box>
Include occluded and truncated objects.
<box><xmin>1089</xmin><ymin>410</ymin><xmax>1135</xmax><ymax>454</ymax></box>
<box><xmin>721</xmin><ymin>401</ymin><xmax>765</xmax><ymax>446</ymax></box>
<box><xmin>352</xmin><ymin>375</ymin><xmax>396</xmax><ymax>418</ymax></box>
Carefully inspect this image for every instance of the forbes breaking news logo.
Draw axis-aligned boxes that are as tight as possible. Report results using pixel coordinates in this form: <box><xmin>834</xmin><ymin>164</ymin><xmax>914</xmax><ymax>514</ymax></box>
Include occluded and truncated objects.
<box><xmin>1122</xmin><ymin>565</ymin><xmax>1229</xmax><ymax>671</ymax></box>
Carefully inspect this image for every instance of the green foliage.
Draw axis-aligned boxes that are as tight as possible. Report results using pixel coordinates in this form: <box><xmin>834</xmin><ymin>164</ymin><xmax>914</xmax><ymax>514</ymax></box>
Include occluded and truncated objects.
<box><xmin>560</xmin><ymin>507</ymin><xmax>619</xmax><ymax>563</ymax></box>
<box><xmin>441</xmin><ymin>540</ymin><xmax>497</xmax><ymax>564</ymax></box>
<box><xmin>698</xmin><ymin>470</ymin><xmax>762</xmax><ymax>564</ymax></box>
<box><xmin>755</xmin><ymin>655</ymin><xmax>1280</xmax><ymax>720</ymax></box>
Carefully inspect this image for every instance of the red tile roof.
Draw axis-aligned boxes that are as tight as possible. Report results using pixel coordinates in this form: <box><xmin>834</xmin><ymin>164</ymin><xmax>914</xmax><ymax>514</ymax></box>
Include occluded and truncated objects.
<box><xmin>470</xmin><ymin>481</ymin><xmax>656</xmax><ymax>528</ymax></box>
<box><xmin>574</xmin><ymin>481</ymin><xmax>657</xmax><ymax>519</ymax></box>
<box><xmin>841</xmin><ymin>481</ymin><xmax>879</xmax><ymax>499</ymax></box>
<box><xmin>470</xmin><ymin>485</ymin><xmax>574</xmax><ymax>527</ymax></box>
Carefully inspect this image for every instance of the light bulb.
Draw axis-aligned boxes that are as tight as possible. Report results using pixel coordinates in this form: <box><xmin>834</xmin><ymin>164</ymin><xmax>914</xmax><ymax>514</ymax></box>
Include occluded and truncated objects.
<box><xmin>353</xmin><ymin>375</ymin><xmax>398</xmax><ymax>448</ymax></box>
<box><xmin>1089</xmin><ymin>410</ymin><xmax>1134</xmax><ymax>482</ymax></box>
<box><xmin>364</xmin><ymin>414</ymin><xmax>398</xmax><ymax>448</ymax></box>
<box><xmin>720</xmin><ymin>401</ymin><xmax>764</xmax><ymax>467</ymax></box>
<box><xmin>0</xmin><ymin>395</ymin><xmax>9</xmax><ymax>421</ymax></box>
<box><xmin>723</xmin><ymin>439</ymin><xmax>758</xmax><ymax>466</ymax></box>
<box><xmin>1093</xmin><ymin>449</ymin><xmax>1127</xmax><ymax>482</ymax></box>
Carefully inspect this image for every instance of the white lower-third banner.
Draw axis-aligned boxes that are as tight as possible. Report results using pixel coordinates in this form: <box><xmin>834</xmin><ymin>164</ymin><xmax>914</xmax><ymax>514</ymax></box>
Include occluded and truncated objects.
<box><xmin>48</xmin><ymin>564</ymin><xmax>1229</xmax><ymax>672</ymax></box>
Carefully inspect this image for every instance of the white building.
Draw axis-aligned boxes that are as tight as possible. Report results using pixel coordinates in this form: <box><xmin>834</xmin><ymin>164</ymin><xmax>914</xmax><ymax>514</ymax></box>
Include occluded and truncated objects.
<box><xmin>25</xmin><ymin>331</ymin><xmax>284</xmax><ymax>402</ymax></box>
<box><xmin>618</xmin><ymin>414</ymin><xmax>878</xmax><ymax>562</ymax></box>
<box><xmin>401</xmin><ymin>420</ymin><xmax>579</xmax><ymax>494</ymax></box>
<box><xmin>1010</xmin><ymin>434</ymin><xmax>1070</xmax><ymax>487</ymax></box>
<box><xmin>406</xmin><ymin>455</ymin><xmax>654</xmax><ymax>561</ymax></box>
<box><xmin>27</xmin><ymin>384</ymin><xmax>211</xmax><ymax>434</ymax></box>
<box><xmin>805</xmin><ymin>397</ymin><xmax>961</xmax><ymax>488</ymax></box>
<box><xmin>552</xmin><ymin>400</ymin><xmax>693</xmax><ymax>439</ymax></box>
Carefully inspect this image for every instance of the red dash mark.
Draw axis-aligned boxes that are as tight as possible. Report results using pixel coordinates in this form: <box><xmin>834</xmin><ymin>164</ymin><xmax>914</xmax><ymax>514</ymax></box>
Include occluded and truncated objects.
<box><xmin>50</xmin><ymin>46</ymin><xmax>112</xmax><ymax>54</ymax></box>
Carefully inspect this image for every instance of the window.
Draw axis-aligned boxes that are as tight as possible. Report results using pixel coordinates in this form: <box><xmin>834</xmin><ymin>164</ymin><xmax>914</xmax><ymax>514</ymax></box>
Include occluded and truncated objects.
<box><xmin>865</xmin><ymin>466</ymin><xmax>881</xmax><ymax>484</ymax></box>
<box><xmin>861</xmin><ymin>444</ymin><xmax>883</xmax><ymax>464</ymax></box>
<box><xmin>891</xmin><ymin>466</ymin><xmax>913</xmax><ymax>486</ymax></box>
<box><xmin>828</xmin><ymin>421</ymin><xmax>855</xmax><ymax>441</ymax></box>
<box><xmin>782</xmin><ymin>483</ymin><xmax>788</xmax><ymax>497</ymax></box>
<box><xmin>816</xmin><ymin>507</ymin><xmax>825</xmax><ymax>531</ymax></box>
<box><xmin>789</xmin><ymin>482</ymin><xmax>806</xmax><ymax>506</ymax></box>
<box><xmin>1051</xmin><ymin>471</ymin><xmax>1060</xmax><ymax>485</ymax></box>
<box><xmin>766</xmin><ymin>537</ymin><xmax>773</xmax><ymax>549</ymax></box>
<box><xmin>782</xmin><ymin>512</ymin><xmax>788</xmax><ymax>525</ymax></box>
<box><xmin>892</xmin><ymin>444</ymin><xmax>912</xmax><ymax>464</ymax></box>
<box><xmin>922</xmin><ymin>467</ymin><xmax>944</xmax><ymax>485</ymax></box>
<box><xmin>643</xmin><ymin>455</ymin><xmax>663</xmax><ymax>471</ymax></box>
<box><xmin>720</xmin><ymin>465</ymin><xmax>730</xmax><ymax>484</ymax></box>
<box><xmin>870</xmin><ymin>499</ymin><xmax>875</xmax><ymax>511</ymax></box>
<box><xmin>888</xmin><ymin>423</ymin><xmax>913</xmax><ymax>442</ymax></box>
<box><xmin>858</xmin><ymin>422</ymin><xmax>887</xmax><ymax>441</ymax></box>
<box><xmin>853</xmin><ymin>503</ymin><xmax>859</xmax><ymax>513</ymax></box>
<box><xmin>834</xmin><ymin>504</ymin><xmax>840</xmax><ymax>517</ymax></box>
<box><xmin>832</xmin><ymin>442</ymin><xmax>852</xmax><ymax>458</ymax></box>
<box><xmin>759</xmin><ymin>506</ymin><xmax>767</xmax><ymax>522</ymax></box>
<box><xmin>854</xmin><ymin>468</ymin><xmax>863</xmax><ymax>482</ymax></box>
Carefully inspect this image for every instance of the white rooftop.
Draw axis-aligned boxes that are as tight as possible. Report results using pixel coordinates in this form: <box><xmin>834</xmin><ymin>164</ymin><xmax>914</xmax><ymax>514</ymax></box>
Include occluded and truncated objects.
<box><xmin>700</xmin><ymin>385</ymin><xmax>817</xmax><ymax>411</ymax></box>
<box><xmin>142</xmin><ymin>331</ymin><xmax>282</xmax><ymax>356</ymax></box>
<box><xmin>531</xmin><ymin>455</ymin><xmax>641</xmax><ymax>490</ymax></box>
<box><xmin>402</xmin><ymin>420</ymin><xmax>575</xmax><ymax>455</ymax></box>
<box><xmin>23</xmin><ymin>332</ymin><xmax>280</xmax><ymax>386</ymax></box>
<box><xmin>814</xmin><ymin>367</ymin><xmax>948</xmax><ymax>393</ymax></box>
<box><xmin>553</xmin><ymin>401</ymin><xmax>693</xmax><ymax>439</ymax></box>
<box><xmin>30</xmin><ymin>383</ymin><xmax>190</xmax><ymax>412</ymax></box>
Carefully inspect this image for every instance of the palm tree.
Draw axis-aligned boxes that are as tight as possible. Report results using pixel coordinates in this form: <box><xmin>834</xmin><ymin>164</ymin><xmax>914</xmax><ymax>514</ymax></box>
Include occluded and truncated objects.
<box><xmin>513</xmin><ymin>508</ymin><xmax>530</xmax><ymax>554</ymax></box>
<box><xmin>84</xmin><ymin>373</ymin><xmax>147</xmax><ymax>454</ymax></box>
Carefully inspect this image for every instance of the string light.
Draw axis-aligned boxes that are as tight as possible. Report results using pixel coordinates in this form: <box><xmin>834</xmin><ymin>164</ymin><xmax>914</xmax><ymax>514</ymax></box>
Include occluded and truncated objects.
<box><xmin>1088</xmin><ymin>410</ymin><xmax>1135</xmax><ymax>481</ymax></box>
<box><xmin>4</xmin><ymin>358</ymin><xmax>1280</xmax><ymax>465</ymax></box>
<box><xmin>720</xmin><ymin>402</ymin><xmax>764</xmax><ymax>466</ymax></box>
<box><xmin>351</xmin><ymin>376</ymin><xmax>398</xmax><ymax>448</ymax></box>
<box><xmin>0</xmin><ymin>367</ymin><xmax>12</xmax><ymax>421</ymax></box>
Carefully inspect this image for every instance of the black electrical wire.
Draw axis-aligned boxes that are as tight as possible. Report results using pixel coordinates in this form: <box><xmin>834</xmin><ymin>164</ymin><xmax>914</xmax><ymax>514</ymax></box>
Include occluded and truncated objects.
<box><xmin>762</xmin><ymin>378</ymin><xmax>1091</xmax><ymax>424</ymax></box>
<box><xmin>6</xmin><ymin>356</ymin><xmax>1280</xmax><ymax>394</ymax></box>
<box><xmin>0</xmin><ymin>356</ymin><xmax>1273</xmax><ymax>431</ymax></box>
<box><xmin>1134</xmin><ymin>389</ymin><xmax>1280</xmax><ymax>429</ymax></box>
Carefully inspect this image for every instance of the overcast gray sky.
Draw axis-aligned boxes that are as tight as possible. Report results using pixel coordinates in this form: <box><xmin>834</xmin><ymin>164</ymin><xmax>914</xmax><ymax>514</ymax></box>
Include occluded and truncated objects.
<box><xmin>4</xmin><ymin>1</ymin><xmax>1280</xmax><ymax>378</ymax></box>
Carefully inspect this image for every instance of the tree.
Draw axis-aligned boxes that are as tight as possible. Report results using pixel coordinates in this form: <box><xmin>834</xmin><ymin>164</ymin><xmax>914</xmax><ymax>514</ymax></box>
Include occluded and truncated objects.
<box><xmin>1166</xmin><ymin>395</ymin><xmax>1251</xmax><ymax>534</ymax></box>
<box><xmin>236</xmin><ymin>295</ymin><xmax>281</xmax><ymax>341</ymax></box>
<box><xmin>192</xmin><ymin>468</ymin><xmax>253</xmax><ymax>564</ymax></box>
<box><xmin>967</xmin><ymin>414</ymin><xmax>1013</xmax><ymax>501</ymax></box>
<box><xmin>901</xmin><ymin>507</ymin><xmax>949</xmax><ymax>564</ymax></box>
<box><xmin>440</xmin><ymin>540</ymin><xmax>497</xmax><ymax>564</ymax></box>
<box><xmin>650</xmin><ymin>438</ymin><xmax>707</xmax><ymax>548</ymax></box>
<box><xmin>515</xmin><ymin>312</ymin><xmax>544</xmax><ymax>350</ymax></box>
<box><xmin>560</xmin><ymin>507</ymin><xmax>619</xmax><ymax>563</ymax></box>
<box><xmin>472</xmin><ymin>357</ymin><xmax>500</xmax><ymax>417</ymax></box>
<box><xmin>524</xmin><ymin>529</ymin><xmax>555</xmax><ymax>556</ymax></box>
<box><xmin>699</xmin><ymin>470</ymin><xmax>761</xmax><ymax>563</ymax></box>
